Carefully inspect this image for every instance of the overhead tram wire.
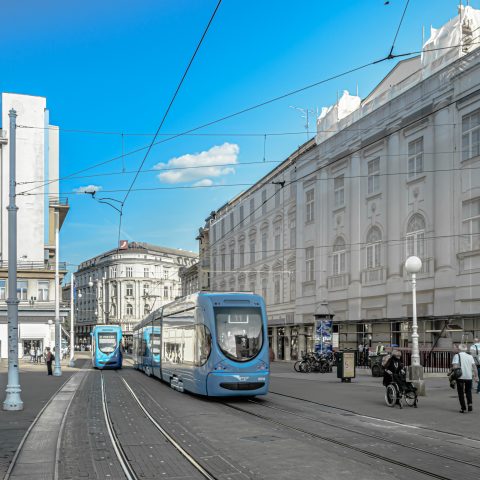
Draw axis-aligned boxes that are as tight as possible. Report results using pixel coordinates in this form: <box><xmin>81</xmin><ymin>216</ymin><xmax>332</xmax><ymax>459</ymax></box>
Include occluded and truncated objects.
<box><xmin>15</xmin><ymin>39</ymin><xmax>480</xmax><ymax>198</ymax></box>
<box><xmin>116</xmin><ymin>0</ymin><xmax>223</xmax><ymax>248</ymax></box>
<box><xmin>387</xmin><ymin>0</ymin><xmax>411</xmax><ymax>59</ymax></box>
<box><xmin>18</xmin><ymin>162</ymin><xmax>480</xmax><ymax>196</ymax></box>
<box><xmin>16</xmin><ymin>152</ymin><xmax>479</xmax><ymax>186</ymax></box>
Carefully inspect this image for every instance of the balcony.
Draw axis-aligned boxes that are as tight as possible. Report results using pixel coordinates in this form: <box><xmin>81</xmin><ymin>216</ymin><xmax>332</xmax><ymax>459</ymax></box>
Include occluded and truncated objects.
<box><xmin>0</xmin><ymin>260</ymin><xmax>67</xmax><ymax>271</ymax></box>
<box><xmin>402</xmin><ymin>257</ymin><xmax>434</xmax><ymax>278</ymax></box>
<box><xmin>327</xmin><ymin>273</ymin><xmax>349</xmax><ymax>290</ymax></box>
<box><xmin>361</xmin><ymin>267</ymin><xmax>386</xmax><ymax>285</ymax></box>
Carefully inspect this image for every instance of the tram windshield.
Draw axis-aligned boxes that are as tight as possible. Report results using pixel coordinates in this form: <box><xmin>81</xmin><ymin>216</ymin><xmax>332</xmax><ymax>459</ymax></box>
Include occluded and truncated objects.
<box><xmin>214</xmin><ymin>307</ymin><xmax>263</xmax><ymax>362</ymax></box>
<box><xmin>98</xmin><ymin>332</ymin><xmax>117</xmax><ymax>354</ymax></box>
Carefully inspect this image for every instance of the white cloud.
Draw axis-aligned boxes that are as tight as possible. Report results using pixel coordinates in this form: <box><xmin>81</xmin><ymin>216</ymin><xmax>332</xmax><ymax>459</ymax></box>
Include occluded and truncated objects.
<box><xmin>73</xmin><ymin>184</ymin><xmax>103</xmax><ymax>194</ymax></box>
<box><xmin>154</xmin><ymin>143</ymin><xmax>239</xmax><ymax>184</ymax></box>
<box><xmin>193</xmin><ymin>179</ymin><xmax>214</xmax><ymax>187</ymax></box>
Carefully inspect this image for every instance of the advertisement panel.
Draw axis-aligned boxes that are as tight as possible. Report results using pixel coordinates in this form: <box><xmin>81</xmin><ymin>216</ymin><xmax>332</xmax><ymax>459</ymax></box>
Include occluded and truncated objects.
<box><xmin>314</xmin><ymin>319</ymin><xmax>333</xmax><ymax>353</ymax></box>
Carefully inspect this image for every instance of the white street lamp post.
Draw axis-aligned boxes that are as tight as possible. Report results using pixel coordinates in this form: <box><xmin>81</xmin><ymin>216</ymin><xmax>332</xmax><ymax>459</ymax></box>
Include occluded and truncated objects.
<box><xmin>69</xmin><ymin>273</ymin><xmax>75</xmax><ymax>367</ymax></box>
<box><xmin>404</xmin><ymin>256</ymin><xmax>425</xmax><ymax>395</ymax></box>
<box><xmin>53</xmin><ymin>211</ymin><xmax>62</xmax><ymax>377</ymax></box>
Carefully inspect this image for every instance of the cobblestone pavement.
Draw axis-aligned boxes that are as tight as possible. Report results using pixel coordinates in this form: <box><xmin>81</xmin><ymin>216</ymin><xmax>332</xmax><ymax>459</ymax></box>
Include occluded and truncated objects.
<box><xmin>2</xmin><ymin>358</ymin><xmax>480</xmax><ymax>480</ymax></box>
<box><xmin>0</xmin><ymin>356</ymin><xmax>88</xmax><ymax>478</ymax></box>
<box><xmin>269</xmin><ymin>361</ymin><xmax>480</xmax><ymax>439</ymax></box>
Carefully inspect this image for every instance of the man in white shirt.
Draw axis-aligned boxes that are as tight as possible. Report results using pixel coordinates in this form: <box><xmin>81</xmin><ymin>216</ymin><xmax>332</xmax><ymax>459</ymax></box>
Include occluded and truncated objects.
<box><xmin>470</xmin><ymin>337</ymin><xmax>480</xmax><ymax>394</ymax></box>
<box><xmin>452</xmin><ymin>344</ymin><xmax>479</xmax><ymax>413</ymax></box>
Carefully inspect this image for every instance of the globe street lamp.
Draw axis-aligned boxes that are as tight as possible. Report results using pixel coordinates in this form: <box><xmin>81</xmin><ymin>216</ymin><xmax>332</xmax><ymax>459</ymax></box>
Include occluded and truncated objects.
<box><xmin>404</xmin><ymin>256</ymin><xmax>425</xmax><ymax>395</ymax></box>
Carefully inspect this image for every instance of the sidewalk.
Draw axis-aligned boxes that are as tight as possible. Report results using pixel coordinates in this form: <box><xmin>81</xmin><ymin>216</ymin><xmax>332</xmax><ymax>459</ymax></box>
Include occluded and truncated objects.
<box><xmin>0</xmin><ymin>354</ymin><xmax>89</xmax><ymax>478</ymax></box>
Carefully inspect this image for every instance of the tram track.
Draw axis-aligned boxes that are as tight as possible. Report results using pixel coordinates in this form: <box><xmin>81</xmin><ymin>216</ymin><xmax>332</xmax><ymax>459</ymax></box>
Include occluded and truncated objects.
<box><xmin>269</xmin><ymin>390</ymin><xmax>480</xmax><ymax>444</ymax></box>
<box><xmin>101</xmin><ymin>371</ymin><xmax>220</xmax><ymax>480</ymax></box>
<box><xmin>245</xmin><ymin>398</ymin><xmax>480</xmax><ymax>469</ymax></box>
<box><xmin>220</xmin><ymin>399</ymin><xmax>478</xmax><ymax>480</ymax></box>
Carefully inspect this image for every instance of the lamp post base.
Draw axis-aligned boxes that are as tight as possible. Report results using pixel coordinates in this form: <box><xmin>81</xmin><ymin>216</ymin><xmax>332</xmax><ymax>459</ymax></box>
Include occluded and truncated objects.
<box><xmin>69</xmin><ymin>359</ymin><xmax>75</xmax><ymax>368</ymax></box>
<box><xmin>408</xmin><ymin>364</ymin><xmax>426</xmax><ymax>396</ymax></box>
<box><xmin>3</xmin><ymin>385</ymin><xmax>24</xmax><ymax>411</ymax></box>
<box><xmin>53</xmin><ymin>366</ymin><xmax>62</xmax><ymax>377</ymax></box>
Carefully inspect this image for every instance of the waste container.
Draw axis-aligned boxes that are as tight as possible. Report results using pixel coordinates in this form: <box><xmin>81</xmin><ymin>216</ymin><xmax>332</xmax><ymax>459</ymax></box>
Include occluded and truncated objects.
<box><xmin>337</xmin><ymin>350</ymin><xmax>356</xmax><ymax>382</ymax></box>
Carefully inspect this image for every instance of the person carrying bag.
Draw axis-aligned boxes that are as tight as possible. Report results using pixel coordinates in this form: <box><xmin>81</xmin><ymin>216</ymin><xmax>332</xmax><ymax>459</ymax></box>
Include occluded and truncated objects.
<box><xmin>451</xmin><ymin>344</ymin><xmax>479</xmax><ymax>413</ymax></box>
<box><xmin>470</xmin><ymin>338</ymin><xmax>480</xmax><ymax>394</ymax></box>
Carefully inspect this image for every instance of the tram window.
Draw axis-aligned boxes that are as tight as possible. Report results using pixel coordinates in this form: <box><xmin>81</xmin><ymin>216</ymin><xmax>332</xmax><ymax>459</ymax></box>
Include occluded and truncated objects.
<box><xmin>98</xmin><ymin>333</ymin><xmax>117</xmax><ymax>354</ymax></box>
<box><xmin>214</xmin><ymin>307</ymin><xmax>263</xmax><ymax>362</ymax></box>
<box><xmin>196</xmin><ymin>324</ymin><xmax>211</xmax><ymax>366</ymax></box>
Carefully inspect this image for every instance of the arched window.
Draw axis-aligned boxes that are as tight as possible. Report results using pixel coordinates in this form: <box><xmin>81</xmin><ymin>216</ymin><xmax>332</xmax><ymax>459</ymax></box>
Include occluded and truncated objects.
<box><xmin>366</xmin><ymin>226</ymin><xmax>382</xmax><ymax>269</ymax></box>
<box><xmin>333</xmin><ymin>237</ymin><xmax>346</xmax><ymax>275</ymax></box>
<box><xmin>406</xmin><ymin>214</ymin><xmax>425</xmax><ymax>258</ymax></box>
<box><xmin>126</xmin><ymin>303</ymin><xmax>133</xmax><ymax>316</ymax></box>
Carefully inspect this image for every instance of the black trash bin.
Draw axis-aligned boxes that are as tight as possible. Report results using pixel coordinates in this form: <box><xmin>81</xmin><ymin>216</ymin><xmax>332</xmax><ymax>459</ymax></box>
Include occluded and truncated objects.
<box><xmin>337</xmin><ymin>350</ymin><xmax>356</xmax><ymax>382</ymax></box>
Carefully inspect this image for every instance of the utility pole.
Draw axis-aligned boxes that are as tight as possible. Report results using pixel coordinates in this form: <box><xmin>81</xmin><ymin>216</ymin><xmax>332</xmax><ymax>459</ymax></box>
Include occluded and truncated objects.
<box><xmin>53</xmin><ymin>211</ymin><xmax>61</xmax><ymax>376</ymax></box>
<box><xmin>69</xmin><ymin>273</ymin><xmax>75</xmax><ymax>367</ymax></box>
<box><xmin>3</xmin><ymin>109</ymin><xmax>23</xmax><ymax>411</ymax></box>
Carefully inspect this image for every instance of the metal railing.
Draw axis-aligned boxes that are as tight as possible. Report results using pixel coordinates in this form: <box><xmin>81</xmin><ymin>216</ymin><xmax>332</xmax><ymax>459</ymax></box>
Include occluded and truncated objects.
<box><xmin>395</xmin><ymin>347</ymin><xmax>454</xmax><ymax>373</ymax></box>
<box><xmin>49</xmin><ymin>196</ymin><xmax>69</xmax><ymax>206</ymax></box>
<box><xmin>0</xmin><ymin>260</ymin><xmax>67</xmax><ymax>271</ymax></box>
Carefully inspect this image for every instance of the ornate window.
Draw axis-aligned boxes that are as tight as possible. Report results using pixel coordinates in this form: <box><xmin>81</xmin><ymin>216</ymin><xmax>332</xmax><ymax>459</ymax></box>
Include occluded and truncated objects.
<box><xmin>126</xmin><ymin>284</ymin><xmax>134</xmax><ymax>297</ymax></box>
<box><xmin>462</xmin><ymin>109</ymin><xmax>480</xmax><ymax>161</ymax></box>
<box><xmin>144</xmin><ymin>304</ymin><xmax>150</xmax><ymax>315</ymax></box>
<box><xmin>274</xmin><ymin>275</ymin><xmax>281</xmax><ymax>303</ymax></box>
<box><xmin>367</xmin><ymin>158</ymin><xmax>380</xmax><ymax>194</ymax></box>
<box><xmin>408</xmin><ymin>138</ymin><xmax>424</xmax><ymax>178</ymax></box>
<box><xmin>306</xmin><ymin>189</ymin><xmax>314</xmax><ymax>223</ymax></box>
<box><xmin>262</xmin><ymin>231</ymin><xmax>268</xmax><ymax>260</ymax></box>
<box><xmin>126</xmin><ymin>303</ymin><xmax>133</xmax><ymax>316</ymax></box>
<box><xmin>334</xmin><ymin>175</ymin><xmax>345</xmax><ymax>207</ymax></box>
<box><xmin>250</xmin><ymin>198</ymin><xmax>255</xmax><ymax>224</ymax></box>
<box><xmin>126</xmin><ymin>266</ymin><xmax>133</xmax><ymax>277</ymax></box>
<box><xmin>462</xmin><ymin>198</ymin><xmax>480</xmax><ymax>251</ymax></box>
<box><xmin>249</xmin><ymin>238</ymin><xmax>256</xmax><ymax>264</ymax></box>
<box><xmin>262</xmin><ymin>190</ymin><xmax>267</xmax><ymax>214</ymax></box>
<box><xmin>333</xmin><ymin>237</ymin><xmax>346</xmax><ymax>275</ymax></box>
<box><xmin>406</xmin><ymin>214</ymin><xmax>426</xmax><ymax>258</ymax></box>
<box><xmin>239</xmin><ymin>244</ymin><xmax>245</xmax><ymax>268</ymax></box>
<box><xmin>305</xmin><ymin>246</ymin><xmax>314</xmax><ymax>282</ymax></box>
<box><xmin>366</xmin><ymin>226</ymin><xmax>382</xmax><ymax>268</ymax></box>
<box><xmin>261</xmin><ymin>278</ymin><xmax>268</xmax><ymax>303</ymax></box>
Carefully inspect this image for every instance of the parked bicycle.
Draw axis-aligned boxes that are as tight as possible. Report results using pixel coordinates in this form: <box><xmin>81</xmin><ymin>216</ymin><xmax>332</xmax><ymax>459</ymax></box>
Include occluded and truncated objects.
<box><xmin>294</xmin><ymin>351</ymin><xmax>334</xmax><ymax>374</ymax></box>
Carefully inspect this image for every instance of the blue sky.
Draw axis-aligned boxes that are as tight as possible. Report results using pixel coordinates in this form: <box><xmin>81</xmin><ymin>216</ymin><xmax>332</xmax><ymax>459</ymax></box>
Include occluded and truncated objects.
<box><xmin>0</xmin><ymin>0</ymin><xmax>471</xmax><ymax>271</ymax></box>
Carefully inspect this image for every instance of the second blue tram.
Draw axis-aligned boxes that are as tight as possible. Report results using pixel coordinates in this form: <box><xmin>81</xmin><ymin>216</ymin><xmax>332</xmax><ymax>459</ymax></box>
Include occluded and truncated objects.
<box><xmin>133</xmin><ymin>292</ymin><xmax>269</xmax><ymax>396</ymax></box>
<box><xmin>91</xmin><ymin>325</ymin><xmax>123</xmax><ymax>369</ymax></box>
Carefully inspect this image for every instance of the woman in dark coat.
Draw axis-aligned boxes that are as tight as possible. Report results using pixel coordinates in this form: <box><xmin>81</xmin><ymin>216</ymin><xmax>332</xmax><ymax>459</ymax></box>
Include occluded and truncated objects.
<box><xmin>383</xmin><ymin>350</ymin><xmax>404</xmax><ymax>387</ymax></box>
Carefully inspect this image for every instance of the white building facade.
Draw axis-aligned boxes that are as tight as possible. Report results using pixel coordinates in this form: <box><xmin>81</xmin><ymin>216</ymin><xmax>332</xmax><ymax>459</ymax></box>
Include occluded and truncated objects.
<box><xmin>0</xmin><ymin>93</ymin><xmax>69</xmax><ymax>359</ymax></box>
<box><xmin>205</xmin><ymin>7</ymin><xmax>480</xmax><ymax>360</ymax></box>
<box><xmin>74</xmin><ymin>242</ymin><xmax>197</xmax><ymax>349</ymax></box>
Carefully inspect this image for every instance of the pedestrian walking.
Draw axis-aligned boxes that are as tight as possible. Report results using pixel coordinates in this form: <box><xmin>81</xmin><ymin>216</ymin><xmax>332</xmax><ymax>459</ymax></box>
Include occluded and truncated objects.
<box><xmin>452</xmin><ymin>344</ymin><xmax>479</xmax><ymax>413</ymax></box>
<box><xmin>470</xmin><ymin>337</ymin><xmax>480</xmax><ymax>394</ymax></box>
<box><xmin>36</xmin><ymin>346</ymin><xmax>42</xmax><ymax>364</ymax></box>
<box><xmin>364</xmin><ymin>345</ymin><xmax>370</xmax><ymax>367</ymax></box>
<box><xmin>29</xmin><ymin>346</ymin><xmax>35</xmax><ymax>363</ymax></box>
<box><xmin>358</xmin><ymin>344</ymin><xmax>364</xmax><ymax>366</ymax></box>
<box><xmin>45</xmin><ymin>347</ymin><xmax>54</xmax><ymax>376</ymax></box>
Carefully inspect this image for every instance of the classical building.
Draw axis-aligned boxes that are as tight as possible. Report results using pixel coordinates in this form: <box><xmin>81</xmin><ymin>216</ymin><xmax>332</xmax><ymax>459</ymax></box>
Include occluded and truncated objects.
<box><xmin>0</xmin><ymin>93</ymin><xmax>69</xmax><ymax>358</ymax></box>
<box><xmin>74</xmin><ymin>242</ymin><xmax>197</xmax><ymax>348</ymax></box>
<box><xmin>179</xmin><ymin>262</ymin><xmax>199</xmax><ymax>296</ymax></box>
<box><xmin>202</xmin><ymin>6</ymin><xmax>480</xmax><ymax>359</ymax></box>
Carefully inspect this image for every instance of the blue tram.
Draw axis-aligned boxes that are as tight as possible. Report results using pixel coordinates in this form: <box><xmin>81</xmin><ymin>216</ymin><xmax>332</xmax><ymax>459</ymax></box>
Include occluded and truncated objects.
<box><xmin>91</xmin><ymin>325</ymin><xmax>123</xmax><ymax>369</ymax></box>
<box><xmin>133</xmin><ymin>292</ymin><xmax>269</xmax><ymax>396</ymax></box>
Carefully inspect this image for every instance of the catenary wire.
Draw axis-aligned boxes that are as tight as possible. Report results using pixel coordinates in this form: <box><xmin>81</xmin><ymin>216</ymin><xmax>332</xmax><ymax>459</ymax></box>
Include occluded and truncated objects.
<box><xmin>15</xmin><ymin>39</ymin><xmax>480</xmax><ymax>197</ymax></box>
<box><xmin>15</xmin><ymin>157</ymin><xmax>479</xmax><ymax>188</ymax></box>
<box><xmin>388</xmin><ymin>0</ymin><xmax>411</xmax><ymax>58</ymax></box>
